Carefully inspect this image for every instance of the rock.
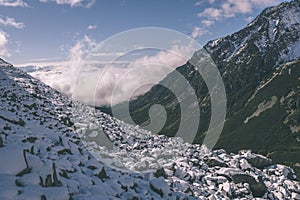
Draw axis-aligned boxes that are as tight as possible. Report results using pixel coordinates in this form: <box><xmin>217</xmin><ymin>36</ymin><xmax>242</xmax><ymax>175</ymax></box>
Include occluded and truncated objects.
<box><xmin>216</xmin><ymin>176</ymin><xmax>228</xmax><ymax>184</ymax></box>
<box><xmin>40</xmin><ymin>163</ymin><xmax>62</xmax><ymax>187</ymax></box>
<box><xmin>96</xmin><ymin>168</ymin><xmax>109</xmax><ymax>180</ymax></box>
<box><xmin>239</xmin><ymin>159</ymin><xmax>251</xmax><ymax>170</ymax></box>
<box><xmin>150</xmin><ymin>178</ymin><xmax>170</xmax><ymax>197</ymax></box>
<box><xmin>52</xmin><ymin>163</ymin><xmax>62</xmax><ymax>187</ymax></box>
<box><xmin>0</xmin><ymin>136</ymin><xmax>3</xmax><ymax>147</ymax></box>
<box><xmin>222</xmin><ymin>182</ymin><xmax>231</xmax><ymax>194</ymax></box>
<box><xmin>247</xmin><ymin>155</ymin><xmax>272</xmax><ymax>169</ymax></box>
<box><xmin>22</xmin><ymin>136</ymin><xmax>37</xmax><ymax>143</ymax></box>
<box><xmin>277</xmin><ymin>186</ymin><xmax>287</xmax><ymax>197</ymax></box>
<box><xmin>292</xmin><ymin>192</ymin><xmax>300</xmax><ymax>200</ymax></box>
<box><xmin>283</xmin><ymin>167</ymin><xmax>298</xmax><ymax>180</ymax></box>
<box><xmin>153</xmin><ymin>168</ymin><xmax>168</xmax><ymax>179</ymax></box>
<box><xmin>207</xmin><ymin>158</ymin><xmax>228</xmax><ymax>167</ymax></box>
<box><xmin>208</xmin><ymin>194</ymin><xmax>218</xmax><ymax>200</ymax></box>
<box><xmin>233</xmin><ymin>187</ymin><xmax>250</xmax><ymax>198</ymax></box>
<box><xmin>273</xmin><ymin>190</ymin><xmax>284</xmax><ymax>200</ymax></box>
<box><xmin>232</xmin><ymin>174</ymin><xmax>267</xmax><ymax>197</ymax></box>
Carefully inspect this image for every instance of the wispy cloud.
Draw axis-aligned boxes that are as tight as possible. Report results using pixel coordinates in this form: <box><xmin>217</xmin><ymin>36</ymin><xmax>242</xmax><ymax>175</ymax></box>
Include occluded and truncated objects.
<box><xmin>191</xmin><ymin>26</ymin><xmax>210</xmax><ymax>39</ymax></box>
<box><xmin>0</xmin><ymin>17</ymin><xmax>25</xmax><ymax>29</ymax></box>
<box><xmin>39</xmin><ymin>0</ymin><xmax>95</xmax><ymax>8</ymax></box>
<box><xmin>198</xmin><ymin>0</ymin><xmax>281</xmax><ymax>24</ymax></box>
<box><xmin>17</xmin><ymin>35</ymin><xmax>96</xmax><ymax>102</ymax></box>
<box><xmin>57</xmin><ymin>35</ymin><xmax>96</xmax><ymax>96</ymax></box>
<box><xmin>87</xmin><ymin>25</ymin><xmax>97</xmax><ymax>30</ymax></box>
<box><xmin>67</xmin><ymin>42</ymin><xmax>194</xmax><ymax>106</ymax></box>
<box><xmin>201</xmin><ymin>19</ymin><xmax>214</xmax><ymax>27</ymax></box>
<box><xmin>0</xmin><ymin>0</ymin><xmax>29</xmax><ymax>7</ymax></box>
<box><xmin>28</xmin><ymin>57</ymin><xmax>63</xmax><ymax>62</ymax></box>
<box><xmin>198</xmin><ymin>7</ymin><xmax>222</xmax><ymax>20</ymax></box>
<box><xmin>194</xmin><ymin>0</ymin><xmax>215</xmax><ymax>6</ymax></box>
<box><xmin>0</xmin><ymin>30</ymin><xmax>9</xmax><ymax>57</ymax></box>
<box><xmin>91</xmin><ymin>44</ymin><xmax>195</xmax><ymax>106</ymax></box>
<box><xmin>192</xmin><ymin>0</ymin><xmax>281</xmax><ymax>39</ymax></box>
<box><xmin>0</xmin><ymin>16</ymin><xmax>25</xmax><ymax>57</ymax></box>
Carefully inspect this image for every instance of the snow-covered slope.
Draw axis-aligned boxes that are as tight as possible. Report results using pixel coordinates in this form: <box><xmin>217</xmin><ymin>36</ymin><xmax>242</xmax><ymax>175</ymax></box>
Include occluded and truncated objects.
<box><xmin>1</xmin><ymin>57</ymin><xmax>300</xmax><ymax>199</ymax></box>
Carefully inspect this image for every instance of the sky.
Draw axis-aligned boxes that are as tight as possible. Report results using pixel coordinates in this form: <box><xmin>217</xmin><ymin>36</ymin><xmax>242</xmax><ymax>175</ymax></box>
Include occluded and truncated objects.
<box><xmin>0</xmin><ymin>0</ymin><xmax>289</xmax><ymax>65</ymax></box>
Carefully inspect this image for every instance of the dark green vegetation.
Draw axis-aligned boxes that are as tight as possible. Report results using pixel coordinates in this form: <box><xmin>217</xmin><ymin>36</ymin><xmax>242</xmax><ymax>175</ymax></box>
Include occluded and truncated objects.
<box><xmin>100</xmin><ymin>1</ymin><xmax>300</xmax><ymax>176</ymax></box>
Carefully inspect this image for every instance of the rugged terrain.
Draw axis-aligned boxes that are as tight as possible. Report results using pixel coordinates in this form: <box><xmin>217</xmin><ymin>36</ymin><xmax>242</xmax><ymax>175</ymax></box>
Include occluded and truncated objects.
<box><xmin>1</xmin><ymin>56</ymin><xmax>300</xmax><ymax>199</ymax></box>
<box><xmin>105</xmin><ymin>0</ymin><xmax>300</xmax><ymax>176</ymax></box>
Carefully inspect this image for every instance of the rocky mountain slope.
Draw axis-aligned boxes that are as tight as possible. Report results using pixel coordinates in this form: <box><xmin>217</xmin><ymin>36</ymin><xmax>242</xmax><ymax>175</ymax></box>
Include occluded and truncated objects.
<box><xmin>1</xmin><ymin>57</ymin><xmax>300</xmax><ymax>199</ymax></box>
<box><xmin>104</xmin><ymin>0</ymin><xmax>300</xmax><ymax>176</ymax></box>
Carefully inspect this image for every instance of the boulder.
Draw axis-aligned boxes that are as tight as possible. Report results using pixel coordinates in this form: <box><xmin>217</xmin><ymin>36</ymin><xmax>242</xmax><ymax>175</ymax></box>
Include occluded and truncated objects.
<box><xmin>232</xmin><ymin>174</ymin><xmax>267</xmax><ymax>197</ymax></box>
<box><xmin>247</xmin><ymin>155</ymin><xmax>272</xmax><ymax>169</ymax></box>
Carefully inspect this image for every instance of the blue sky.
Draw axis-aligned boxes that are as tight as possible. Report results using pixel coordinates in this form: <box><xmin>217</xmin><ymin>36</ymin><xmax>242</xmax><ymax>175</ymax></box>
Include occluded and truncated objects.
<box><xmin>0</xmin><ymin>0</ymin><xmax>288</xmax><ymax>65</ymax></box>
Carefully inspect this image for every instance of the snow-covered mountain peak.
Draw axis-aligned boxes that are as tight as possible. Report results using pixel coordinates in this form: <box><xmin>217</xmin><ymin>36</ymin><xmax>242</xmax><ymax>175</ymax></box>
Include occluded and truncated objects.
<box><xmin>204</xmin><ymin>0</ymin><xmax>300</xmax><ymax>66</ymax></box>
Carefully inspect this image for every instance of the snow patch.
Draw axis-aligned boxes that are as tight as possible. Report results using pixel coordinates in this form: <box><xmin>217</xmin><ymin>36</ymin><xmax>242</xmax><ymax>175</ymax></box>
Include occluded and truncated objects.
<box><xmin>244</xmin><ymin>96</ymin><xmax>277</xmax><ymax>123</ymax></box>
<box><xmin>0</xmin><ymin>145</ymin><xmax>27</xmax><ymax>175</ymax></box>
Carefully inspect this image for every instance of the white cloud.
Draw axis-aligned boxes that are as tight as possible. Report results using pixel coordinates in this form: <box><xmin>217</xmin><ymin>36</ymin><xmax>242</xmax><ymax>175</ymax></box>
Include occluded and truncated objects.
<box><xmin>0</xmin><ymin>17</ymin><xmax>25</xmax><ymax>29</ymax></box>
<box><xmin>198</xmin><ymin>7</ymin><xmax>223</xmax><ymax>20</ymax></box>
<box><xmin>191</xmin><ymin>26</ymin><xmax>210</xmax><ymax>39</ymax></box>
<box><xmin>198</xmin><ymin>0</ymin><xmax>281</xmax><ymax>25</ymax></box>
<box><xmin>0</xmin><ymin>30</ymin><xmax>9</xmax><ymax>57</ymax></box>
<box><xmin>17</xmin><ymin>36</ymin><xmax>96</xmax><ymax>96</ymax></box>
<box><xmin>201</xmin><ymin>20</ymin><xmax>214</xmax><ymax>27</ymax></box>
<box><xmin>75</xmin><ymin>44</ymin><xmax>194</xmax><ymax>106</ymax></box>
<box><xmin>252</xmin><ymin>0</ymin><xmax>281</xmax><ymax>7</ymax></box>
<box><xmin>19</xmin><ymin>35</ymin><xmax>196</xmax><ymax>106</ymax></box>
<box><xmin>88</xmin><ymin>44</ymin><xmax>195</xmax><ymax>106</ymax></box>
<box><xmin>221</xmin><ymin>0</ymin><xmax>253</xmax><ymax>17</ymax></box>
<box><xmin>194</xmin><ymin>1</ymin><xmax>203</xmax><ymax>6</ymax></box>
<box><xmin>39</xmin><ymin>0</ymin><xmax>95</xmax><ymax>8</ymax></box>
<box><xmin>193</xmin><ymin>0</ymin><xmax>281</xmax><ymax>39</ymax></box>
<box><xmin>87</xmin><ymin>25</ymin><xmax>96</xmax><ymax>30</ymax></box>
<box><xmin>58</xmin><ymin>35</ymin><xmax>96</xmax><ymax>96</ymax></box>
<box><xmin>0</xmin><ymin>17</ymin><xmax>24</xmax><ymax>58</ymax></box>
<box><xmin>194</xmin><ymin>0</ymin><xmax>215</xmax><ymax>6</ymax></box>
<box><xmin>0</xmin><ymin>0</ymin><xmax>29</xmax><ymax>7</ymax></box>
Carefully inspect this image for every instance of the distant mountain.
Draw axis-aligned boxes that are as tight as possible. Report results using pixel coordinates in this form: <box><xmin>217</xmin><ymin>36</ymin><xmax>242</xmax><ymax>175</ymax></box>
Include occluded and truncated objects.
<box><xmin>1</xmin><ymin>56</ymin><xmax>300</xmax><ymax>199</ymax></box>
<box><xmin>104</xmin><ymin>0</ymin><xmax>300</xmax><ymax>176</ymax></box>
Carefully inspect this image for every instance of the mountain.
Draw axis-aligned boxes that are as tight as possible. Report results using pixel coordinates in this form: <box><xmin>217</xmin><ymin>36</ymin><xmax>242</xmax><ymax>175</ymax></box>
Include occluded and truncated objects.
<box><xmin>1</xmin><ymin>57</ymin><xmax>300</xmax><ymax>199</ymax></box>
<box><xmin>103</xmin><ymin>0</ymin><xmax>300</xmax><ymax>177</ymax></box>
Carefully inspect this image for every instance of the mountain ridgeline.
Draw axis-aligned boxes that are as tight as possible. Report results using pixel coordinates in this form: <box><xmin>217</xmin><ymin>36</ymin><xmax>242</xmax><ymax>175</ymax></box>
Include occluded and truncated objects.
<box><xmin>102</xmin><ymin>1</ymin><xmax>300</xmax><ymax>175</ymax></box>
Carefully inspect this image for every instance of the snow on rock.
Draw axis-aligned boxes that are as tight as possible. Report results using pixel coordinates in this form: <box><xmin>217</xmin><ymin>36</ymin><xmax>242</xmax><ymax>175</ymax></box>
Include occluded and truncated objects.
<box><xmin>1</xmin><ymin>58</ymin><xmax>300</xmax><ymax>199</ymax></box>
<box><xmin>0</xmin><ymin>144</ymin><xmax>27</xmax><ymax>175</ymax></box>
<box><xmin>205</xmin><ymin>0</ymin><xmax>300</xmax><ymax>66</ymax></box>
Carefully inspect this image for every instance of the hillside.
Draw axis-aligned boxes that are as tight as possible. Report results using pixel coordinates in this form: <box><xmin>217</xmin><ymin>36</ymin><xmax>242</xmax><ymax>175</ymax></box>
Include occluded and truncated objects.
<box><xmin>104</xmin><ymin>0</ymin><xmax>300</xmax><ymax>176</ymax></box>
<box><xmin>1</xmin><ymin>57</ymin><xmax>300</xmax><ymax>199</ymax></box>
